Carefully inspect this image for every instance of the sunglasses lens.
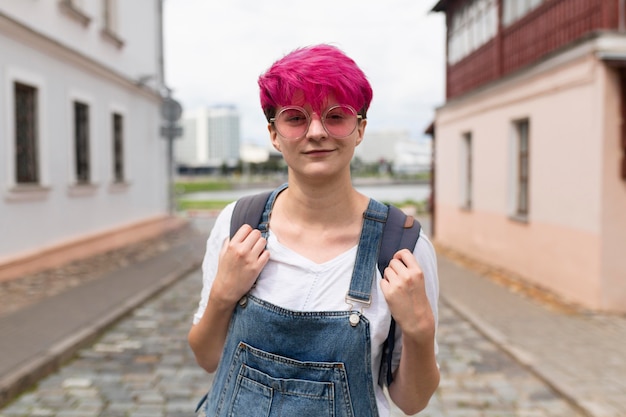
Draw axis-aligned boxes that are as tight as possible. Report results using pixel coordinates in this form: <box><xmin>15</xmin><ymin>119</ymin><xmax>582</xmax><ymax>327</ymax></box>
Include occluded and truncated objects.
<box><xmin>324</xmin><ymin>105</ymin><xmax>358</xmax><ymax>138</ymax></box>
<box><xmin>275</xmin><ymin>108</ymin><xmax>308</xmax><ymax>139</ymax></box>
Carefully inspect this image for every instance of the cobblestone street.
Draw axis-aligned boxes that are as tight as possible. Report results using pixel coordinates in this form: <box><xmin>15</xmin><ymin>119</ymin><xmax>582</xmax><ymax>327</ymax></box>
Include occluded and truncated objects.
<box><xmin>0</xmin><ymin>265</ymin><xmax>585</xmax><ymax>417</ymax></box>
<box><xmin>416</xmin><ymin>304</ymin><xmax>584</xmax><ymax>417</ymax></box>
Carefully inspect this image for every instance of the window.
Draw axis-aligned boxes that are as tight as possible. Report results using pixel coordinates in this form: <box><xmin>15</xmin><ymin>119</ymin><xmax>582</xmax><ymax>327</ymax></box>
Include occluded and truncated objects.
<box><xmin>461</xmin><ymin>132</ymin><xmax>473</xmax><ymax>209</ymax></box>
<box><xmin>516</xmin><ymin>121</ymin><xmax>530</xmax><ymax>216</ymax></box>
<box><xmin>112</xmin><ymin>113</ymin><xmax>125</xmax><ymax>183</ymax></box>
<box><xmin>73</xmin><ymin>101</ymin><xmax>91</xmax><ymax>184</ymax></box>
<box><xmin>448</xmin><ymin>0</ymin><xmax>498</xmax><ymax>65</ymax></box>
<box><xmin>510</xmin><ymin>119</ymin><xmax>530</xmax><ymax>219</ymax></box>
<box><xmin>101</xmin><ymin>0</ymin><xmax>124</xmax><ymax>48</ymax></box>
<box><xmin>103</xmin><ymin>0</ymin><xmax>118</xmax><ymax>32</ymax></box>
<box><xmin>14</xmin><ymin>82</ymin><xmax>39</xmax><ymax>184</ymax></box>
<box><xmin>503</xmin><ymin>0</ymin><xmax>545</xmax><ymax>26</ymax></box>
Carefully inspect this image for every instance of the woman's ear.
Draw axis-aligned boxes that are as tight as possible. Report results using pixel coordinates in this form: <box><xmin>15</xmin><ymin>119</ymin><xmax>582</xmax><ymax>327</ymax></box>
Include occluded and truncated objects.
<box><xmin>268</xmin><ymin>124</ymin><xmax>281</xmax><ymax>152</ymax></box>
<box><xmin>355</xmin><ymin>119</ymin><xmax>367</xmax><ymax>146</ymax></box>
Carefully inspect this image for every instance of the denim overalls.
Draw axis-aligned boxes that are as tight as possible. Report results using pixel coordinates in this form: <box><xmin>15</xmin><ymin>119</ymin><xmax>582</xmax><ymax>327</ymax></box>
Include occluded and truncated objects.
<box><xmin>197</xmin><ymin>185</ymin><xmax>389</xmax><ymax>417</ymax></box>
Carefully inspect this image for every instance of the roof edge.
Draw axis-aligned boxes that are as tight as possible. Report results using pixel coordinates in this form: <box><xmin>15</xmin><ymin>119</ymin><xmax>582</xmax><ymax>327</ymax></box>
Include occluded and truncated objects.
<box><xmin>431</xmin><ymin>0</ymin><xmax>448</xmax><ymax>12</ymax></box>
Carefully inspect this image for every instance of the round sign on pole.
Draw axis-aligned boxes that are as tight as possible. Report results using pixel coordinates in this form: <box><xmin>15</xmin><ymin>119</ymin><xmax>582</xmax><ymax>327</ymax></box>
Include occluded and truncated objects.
<box><xmin>162</xmin><ymin>97</ymin><xmax>183</xmax><ymax>122</ymax></box>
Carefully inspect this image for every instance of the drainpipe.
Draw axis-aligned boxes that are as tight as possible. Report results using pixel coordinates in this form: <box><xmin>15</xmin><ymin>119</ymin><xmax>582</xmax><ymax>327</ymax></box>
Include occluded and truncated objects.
<box><xmin>157</xmin><ymin>0</ymin><xmax>166</xmax><ymax>93</ymax></box>
<box><xmin>157</xmin><ymin>0</ymin><xmax>176</xmax><ymax>214</ymax></box>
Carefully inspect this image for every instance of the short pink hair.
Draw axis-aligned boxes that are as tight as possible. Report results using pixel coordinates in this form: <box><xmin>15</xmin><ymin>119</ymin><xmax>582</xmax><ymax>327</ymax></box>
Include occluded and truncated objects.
<box><xmin>258</xmin><ymin>44</ymin><xmax>373</xmax><ymax>121</ymax></box>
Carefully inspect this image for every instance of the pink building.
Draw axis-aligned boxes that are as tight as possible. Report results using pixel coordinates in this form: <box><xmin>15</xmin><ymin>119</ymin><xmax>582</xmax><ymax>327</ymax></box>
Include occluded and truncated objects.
<box><xmin>431</xmin><ymin>0</ymin><xmax>626</xmax><ymax>312</ymax></box>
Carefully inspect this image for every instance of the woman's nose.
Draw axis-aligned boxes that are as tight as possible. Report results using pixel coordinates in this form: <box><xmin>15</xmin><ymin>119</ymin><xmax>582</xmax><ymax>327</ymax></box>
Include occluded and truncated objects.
<box><xmin>307</xmin><ymin>117</ymin><xmax>327</xmax><ymax>138</ymax></box>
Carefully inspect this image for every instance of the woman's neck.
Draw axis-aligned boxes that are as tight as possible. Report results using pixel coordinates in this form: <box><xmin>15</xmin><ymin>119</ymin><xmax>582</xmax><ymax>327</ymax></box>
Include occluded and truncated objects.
<box><xmin>277</xmin><ymin>174</ymin><xmax>366</xmax><ymax>228</ymax></box>
<box><xmin>268</xmin><ymin>174</ymin><xmax>369</xmax><ymax>263</ymax></box>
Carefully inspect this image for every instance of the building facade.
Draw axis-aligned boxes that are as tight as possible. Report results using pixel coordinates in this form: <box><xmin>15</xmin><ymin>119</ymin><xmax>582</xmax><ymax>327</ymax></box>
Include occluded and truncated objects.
<box><xmin>354</xmin><ymin>129</ymin><xmax>432</xmax><ymax>175</ymax></box>
<box><xmin>356</xmin><ymin>130</ymin><xmax>411</xmax><ymax>164</ymax></box>
<box><xmin>176</xmin><ymin>105</ymin><xmax>241</xmax><ymax>172</ymax></box>
<box><xmin>432</xmin><ymin>0</ymin><xmax>626</xmax><ymax>312</ymax></box>
<box><xmin>393</xmin><ymin>139</ymin><xmax>433</xmax><ymax>175</ymax></box>
<box><xmin>0</xmin><ymin>0</ymin><xmax>173</xmax><ymax>280</ymax></box>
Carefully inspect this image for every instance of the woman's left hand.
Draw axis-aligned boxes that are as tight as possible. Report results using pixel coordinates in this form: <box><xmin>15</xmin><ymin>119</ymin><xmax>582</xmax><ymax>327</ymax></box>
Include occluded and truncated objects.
<box><xmin>380</xmin><ymin>249</ymin><xmax>435</xmax><ymax>343</ymax></box>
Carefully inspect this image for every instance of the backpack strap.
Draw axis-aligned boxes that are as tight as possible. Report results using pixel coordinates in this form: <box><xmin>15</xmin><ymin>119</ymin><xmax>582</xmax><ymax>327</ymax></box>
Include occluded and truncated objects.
<box><xmin>229</xmin><ymin>185</ymin><xmax>421</xmax><ymax>387</ymax></box>
<box><xmin>377</xmin><ymin>205</ymin><xmax>421</xmax><ymax>277</ymax></box>
<box><xmin>377</xmin><ymin>205</ymin><xmax>421</xmax><ymax>387</ymax></box>
<box><xmin>229</xmin><ymin>184</ymin><xmax>287</xmax><ymax>238</ymax></box>
<box><xmin>229</xmin><ymin>191</ymin><xmax>272</xmax><ymax>237</ymax></box>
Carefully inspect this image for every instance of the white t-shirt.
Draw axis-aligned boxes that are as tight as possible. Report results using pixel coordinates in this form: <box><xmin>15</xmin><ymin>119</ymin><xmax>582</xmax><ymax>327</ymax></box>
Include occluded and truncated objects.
<box><xmin>193</xmin><ymin>201</ymin><xmax>439</xmax><ymax>416</ymax></box>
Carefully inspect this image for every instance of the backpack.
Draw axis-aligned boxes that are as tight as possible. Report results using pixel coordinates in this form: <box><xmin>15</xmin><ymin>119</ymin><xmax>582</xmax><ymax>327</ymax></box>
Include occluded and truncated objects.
<box><xmin>229</xmin><ymin>187</ymin><xmax>421</xmax><ymax>387</ymax></box>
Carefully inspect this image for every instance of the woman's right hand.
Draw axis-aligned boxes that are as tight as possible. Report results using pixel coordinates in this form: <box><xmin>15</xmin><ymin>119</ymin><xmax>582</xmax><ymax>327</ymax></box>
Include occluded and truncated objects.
<box><xmin>189</xmin><ymin>224</ymin><xmax>269</xmax><ymax>373</ymax></box>
<box><xmin>210</xmin><ymin>224</ymin><xmax>270</xmax><ymax>307</ymax></box>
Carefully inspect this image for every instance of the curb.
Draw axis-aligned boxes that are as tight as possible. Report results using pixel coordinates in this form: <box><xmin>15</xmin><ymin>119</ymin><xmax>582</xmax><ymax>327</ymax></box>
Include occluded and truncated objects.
<box><xmin>439</xmin><ymin>293</ymin><xmax>595</xmax><ymax>417</ymax></box>
<box><xmin>0</xmin><ymin>258</ymin><xmax>202</xmax><ymax>409</ymax></box>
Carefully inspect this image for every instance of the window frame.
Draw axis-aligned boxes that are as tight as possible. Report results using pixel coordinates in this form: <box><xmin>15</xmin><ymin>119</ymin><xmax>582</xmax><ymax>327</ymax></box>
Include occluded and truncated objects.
<box><xmin>447</xmin><ymin>0</ymin><xmax>498</xmax><ymax>65</ymax></box>
<box><xmin>509</xmin><ymin>118</ymin><xmax>531</xmax><ymax>222</ymax></box>
<box><xmin>110</xmin><ymin>111</ymin><xmax>127</xmax><ymax>184</ymax></box>
<box><xmin>14</xmin><ymin>82</ymin><xmax>40</xmax><ymax>186</ymax></box>
<box><xmin>101</xmin><ymin>0</ymin><xmax>125</xmax><ymax>48</ymax></box>
<box><xmin>460</xmin><ymin>131</ymin><xmax>473</xmax><ymax>210</ymax></box>
<box><xmin>4</xmin><ymin>69</ymin><xmax>50</xmax><ymax>201</ymax></box>
<box><xmin>516</xmin><ymin>120</ymin><xmax>530</xmax><ymax>217</ymax></box>
<box><xmin>105</xmin><ymin>103</ymin><xmax>132</xmax><ymax>193</ymax></box>
<box><xmin>66</xmin><ymin>90</ymin><xmax>98</xmax><ymax>198</ymax></box>
<box><xmin>502</xmin><ymin>0</ymin><xmax>546</xmax><ymax>27</ymax></box>
<box><xmin>73</xmin><ymin>100</ymin><xmax>91</xmax><ymax>185</ymax></box>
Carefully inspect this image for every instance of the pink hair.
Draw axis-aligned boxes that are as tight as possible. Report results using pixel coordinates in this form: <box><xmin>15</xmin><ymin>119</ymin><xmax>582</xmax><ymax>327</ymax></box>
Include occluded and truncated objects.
<box><xmin>258</xmin><ymin>44</ymin><xmax>373</xmax><ymax>121</ymax></box>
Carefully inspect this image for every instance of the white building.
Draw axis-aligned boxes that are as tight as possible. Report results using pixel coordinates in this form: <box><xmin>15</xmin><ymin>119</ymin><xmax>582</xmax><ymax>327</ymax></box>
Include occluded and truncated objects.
<box><xmin>240</xmin><ymin>143</ymin><xmax>270</xmax><ymax>164</ymax></box>
<box><xmin>356</xmin><ymin>129</ymin><xmax>411</xmax><ymax>164</ymax></box>
<box><xmin>393</xmin><ymin>139</ymin><xmax>432</xmax><ymax>174</ymax></box>
<box><xmin>355</xmin><ymin>129</ymin><xmax>432</xmax><ymax>173</ymax></box>
<box><xmin>176</xmin><ymin>105</ymin><xmax>241</xmax><ymax>170</ymax></box>
<box><xmin>0</xmin><ymin>1</ymin><xmax>173</xmax><ymax>280</ymax></box>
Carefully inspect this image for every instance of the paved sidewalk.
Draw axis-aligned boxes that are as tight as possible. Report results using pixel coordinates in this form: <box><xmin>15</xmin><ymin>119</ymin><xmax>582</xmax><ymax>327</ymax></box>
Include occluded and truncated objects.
<box><xmin>438</xmin><ymin>256</ymin><xmax>626</xmax><ymax>417</ymax></box>
<box><xmin>0</xmin><ymin>228</ymin><xmax>207</xmax><ymax>408</ymax></box>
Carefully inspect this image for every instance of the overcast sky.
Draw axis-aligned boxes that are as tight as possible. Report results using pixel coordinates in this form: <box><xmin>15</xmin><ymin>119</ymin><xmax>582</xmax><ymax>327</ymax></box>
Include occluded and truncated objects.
<box><xmin>163</xmin><ymin>0</ymin><xmax>446</xmax><ymax>146</ymax></box>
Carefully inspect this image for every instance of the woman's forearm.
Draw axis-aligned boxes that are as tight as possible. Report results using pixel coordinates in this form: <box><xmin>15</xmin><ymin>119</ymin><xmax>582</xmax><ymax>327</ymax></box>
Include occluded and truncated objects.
<box><xmin>388</xmin><ymin>335</ymin><xmax>440</xmax><ymax>415</ymax></box>
<box><xmin>188</xmin><ymin>295</ymin><xmax>236</xmax><ymax>373</ymax></box>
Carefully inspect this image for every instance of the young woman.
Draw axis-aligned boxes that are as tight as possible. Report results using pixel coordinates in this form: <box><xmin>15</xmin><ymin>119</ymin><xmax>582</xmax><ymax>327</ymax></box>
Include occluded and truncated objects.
<box><xmin>190</xmin><ymin>44</ymin><xmax>440</xmax><ymax>417</ymax></box>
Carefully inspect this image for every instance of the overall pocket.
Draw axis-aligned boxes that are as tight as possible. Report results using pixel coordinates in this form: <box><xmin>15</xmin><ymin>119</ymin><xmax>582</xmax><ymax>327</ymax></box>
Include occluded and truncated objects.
<box><xmin>229</xmin><ymin>364</ymin><xmax>333</xmax><ymax>417</ymax></box>
<box><xmin>224</xmin><ymin>342</ymin><xmax>355</xmax><ymax>417</ymax></box>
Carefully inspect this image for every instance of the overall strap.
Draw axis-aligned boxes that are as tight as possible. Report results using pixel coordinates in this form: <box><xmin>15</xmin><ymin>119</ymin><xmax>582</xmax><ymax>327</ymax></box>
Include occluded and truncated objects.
<box><xmin>229</xmin><ymin>183</ymin><xmax>288</xmax><ymax>239</ymax></box>
<box><xmin>346</xmin><ymin>199</ymin><xmax>388</xmax><ymax>305</ymax></box>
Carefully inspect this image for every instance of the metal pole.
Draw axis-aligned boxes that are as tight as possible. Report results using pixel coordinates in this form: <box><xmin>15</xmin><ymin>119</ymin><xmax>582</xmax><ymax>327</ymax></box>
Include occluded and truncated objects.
<box><xmin>167</xmin><ymin>132</ymin><xmax>175</xmax><ymax>214</ymax></box>
<box><xmin>161</xmin><ymin>97</ymin><xmax>183</xmax><ymax>214</ymax></box>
